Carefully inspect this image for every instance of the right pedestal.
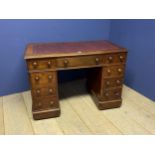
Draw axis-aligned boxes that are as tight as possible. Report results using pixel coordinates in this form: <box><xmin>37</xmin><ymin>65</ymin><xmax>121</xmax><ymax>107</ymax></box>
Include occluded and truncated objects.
<box><xmin>87</xmin><ymin>64</ymin><xmax>125</xmax><ymax>110</ymax></box>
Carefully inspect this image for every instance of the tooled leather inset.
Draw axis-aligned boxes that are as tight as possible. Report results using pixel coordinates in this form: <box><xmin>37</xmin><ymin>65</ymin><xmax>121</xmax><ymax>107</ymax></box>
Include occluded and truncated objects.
<box><xmin>32</xmin><ymin>41</ymin><xmax>123</xmax><ymax>54</ymax></box>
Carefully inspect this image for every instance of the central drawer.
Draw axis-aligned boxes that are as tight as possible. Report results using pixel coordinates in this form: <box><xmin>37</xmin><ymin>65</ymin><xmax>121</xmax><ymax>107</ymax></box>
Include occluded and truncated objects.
<box><xmin>56</xmin><ymin>55</ymin><xmax>103</xmax><ymax>69</ymax></box>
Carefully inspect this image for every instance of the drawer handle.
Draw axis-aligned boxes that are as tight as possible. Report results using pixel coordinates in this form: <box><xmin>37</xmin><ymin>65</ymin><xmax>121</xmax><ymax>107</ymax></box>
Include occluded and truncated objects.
<box><xmin>106</xmin><ymin>81</ymin><xmax>110</xmax><ymax>86</ymax></box>
<box><xmin>38</xmin><ymin>102</ymin><xmax>42</xmax><ymax>107</ymax></box>
<box><xmin>107</xmin><ymin>69</ymin><xmax>111</xmax><ymax>75</ymax></box>
<box><xmin>116</xmin><ymin>80</ymin><xmax>121</xmax><ymax>84</ymax></box>
<box><xmin>36</xmin><ymin>89</ymin><xmax>41</xmax><ymax>94</ymax></box>
<box><xmin>33</xmin><ymin>61</ymin><xmax>38</xmax><ymax>67</ymax></box>
<box><xmin>64</xmin><ymin>59</ymin><xmax>69</xmax><ymax>67</ymax></box>
<box><xmin>47</xmin><ymin>61</ymin><xmax>52</xmax><ymax>67</ymax></box>
<box><xmin>108</xmin><ymin>56</ymin><xmax>113</xmax><ymax>62</ymax></box>
<box><xmin>95</xmin><ymin>58</ymin><xmax>99</xmax><ymax>64</ymax></box>
<box><xmin>49</xmin><ymin>88</ymin><xmax>53</xmax><ymax>94</ymax></box>
<box><xmin>35</xmin><ymin>76</ymin><xmax>40</xmax><ymax>81</ymax></box>
<box><xmin>119</xmin><ymin>55</ymin><xmax>124</xmax><ymax>62</ymax></box>
<box><xmin>50</xmin><ymin>101</ymin><xmax>54</xmax><ymax>106</ymax></box>
<box><xmin>115</xmin><ymin>92</ymin><xmax>120</xmax><ymax>96</ymax></box>
<box><xmin>105</xmin><ymin>93</ymin><xmax>109</xmax><ymax>97</ymax></box>
<box><xmin>48</xmin><ymin>75</ymin><xmax>52</xmax><ymax>80</ymax></box>
<box><xmin>118</xmin><ymin>68</ymin><xmax>122</xmax><ymax>73</ymax></box>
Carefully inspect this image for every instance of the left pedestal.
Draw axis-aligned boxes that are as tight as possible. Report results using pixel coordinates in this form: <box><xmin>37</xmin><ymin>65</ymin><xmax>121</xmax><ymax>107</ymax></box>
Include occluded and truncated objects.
<box><xmin>29</xmin><ymin>71</ymin><xmax>60</xmax><ymax>120</ymax></box>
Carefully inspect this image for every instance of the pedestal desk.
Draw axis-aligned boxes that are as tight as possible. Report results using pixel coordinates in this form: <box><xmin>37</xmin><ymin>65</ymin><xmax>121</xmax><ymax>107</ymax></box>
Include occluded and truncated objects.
<box><xmin>24</xmin><ymin>40</ymin><xmax>127</xmax><ymax>120</ymax></box>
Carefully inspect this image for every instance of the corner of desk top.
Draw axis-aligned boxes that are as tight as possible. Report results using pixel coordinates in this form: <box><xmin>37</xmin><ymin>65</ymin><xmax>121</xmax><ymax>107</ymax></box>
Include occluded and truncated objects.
<box><xmin>24</xmin><ymin>43</ymin><xmax>34</xmax><ymax>60</ymax></box>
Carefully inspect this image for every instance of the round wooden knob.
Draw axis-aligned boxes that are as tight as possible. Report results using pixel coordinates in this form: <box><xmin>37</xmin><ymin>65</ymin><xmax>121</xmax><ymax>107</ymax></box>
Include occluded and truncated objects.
<box><xmin>38</xmin><ymin>102</ymin><xmax>42</xmax><ymax>107</ymax></box>
<box><xmin>95</xmin><ymin>58</ymin><xmax>99</xmax><ymax>64</ymax></box>
<box><xmin>49</xmin><ymin>88</ymin><xmax>53</xmax><ymax>94</ymax></box>
<box><xmin>116</xmin><ymin>80</ymin><xmax>121</xmax><ymax>84</ymax></box>
<box><xmin>118</xmin><ymin>68</ymin><xmax>122</xmax><ymax>73</ymax></box>
<box><xmin>64</xmin><ymin>59</ymin><xmax>69</xmax><ymax>66</ymax></box>
<box><xmin>119</xmin><ymin>55</ymin><xmax>124</xmax><ymax>61</ymax></box>
<box><xmin>35</xmin><ymin>76</ymin><xmax>40</xmax><ymax>81</ymax></box>
<box><xmin>48</xmin><ymin>75</ymin><xmax>52</xmax><ymax>80</ymax></box>
<box><xmin>50</xmin><ymin>101</ymin><xmax>54</xmax><ymax>105</ymax></box>
<box><xmin>36</xmin><ymin>89</ymin><xmax>40</xmax><ymax>94</ymax></box>
<box><xmin>108</xmin><ymin>56</ymin><xmax>113</xmax><ymax>62</ymax></box>
<box><xmin>106</xmin><ymin>81</ymin><xmax>110</xmax><ymax>86</ymax></box>
<box><xmin>47</xmin><ymin>61</ymin><xmax>52</xmax><ymax>67</ymax></box>
<box><xmin>105</xmin><ymin>93</ymin><xmax>109</xmax><ymax>97</ymax></box>
<box><xmin>115</xmin><ymin>92</ymin><xmax>120</xmax><ymax>96</ymax></box>
<box><xmin>107</xmin><ymin>69</ymin><xmax>111</xmax><ymax>74</ymax></box>
<box><xmin>33</xmin><ymin>61</ymin><xmax>38</xmax><ymax>67</ymax></box>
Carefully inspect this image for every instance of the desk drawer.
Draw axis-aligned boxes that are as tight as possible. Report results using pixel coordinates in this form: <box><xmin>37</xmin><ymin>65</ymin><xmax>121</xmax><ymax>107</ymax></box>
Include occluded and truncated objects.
<box><xmin>27</xmin><ymin>58</ymin><xmax>55</xmax><ymax>70</ymax></box>
<box><xmin>32</xmin><ymin>96</ymin><xmax>59</xmax><ymax>111</ymax></box>
<box><xmin>56</xmin><ymin>55</ymin><xmax>103</xmax><ymax>69</ymax></box>
<box><xmin>103</xmin><ymin>53</ymin><xmax>127</xmax><ymax>65</ymax></box>
<box><xmin>32</xmin><ymin>87</ymin><xmax>56</xmax><ymax>97</ymax></box>
<box><xmin>102</xmin><ymin>88</ymin><xmax>122</xmax><ymax>101</ymax></box>
<box><xmin>103</xmin><ymin>77</ymin><xmax>124</xmax><ymax>89</ymax></box>
<box><xmin>29</xmin><ymin>71</ymin><xmax>56</xmax><ymax>87</ymax></box>
<box><xmin>103</xmin><ymin>65</ymin><xmax>125</xmax><ymax>78</ymax></box>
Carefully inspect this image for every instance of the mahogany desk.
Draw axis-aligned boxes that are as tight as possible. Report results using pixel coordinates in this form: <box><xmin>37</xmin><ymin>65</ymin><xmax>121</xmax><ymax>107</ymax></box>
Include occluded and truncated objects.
<box><xmin>24</xmin><ymin>40</ymin><xmax>127</xmax><ymax>120</ymax></box>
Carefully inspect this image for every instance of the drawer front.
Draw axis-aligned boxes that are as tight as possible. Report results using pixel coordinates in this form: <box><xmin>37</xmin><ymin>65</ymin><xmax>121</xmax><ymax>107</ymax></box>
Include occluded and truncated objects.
<box><xmin>30</xmin><ymin>72</ymin><xmax>56</xmax><ymax>87</ymax></box>
<box><xmin>32</xmin><ymin>96</ymin><xmax>59</xmax><ymax>111</ymax></box>
<box><xmin>27</xmin><ymin>59</ymin><xmax>55</xmax><ymax>70</ymax></box>
<box><xmin>56</xmin><ymin>55</ymin><xmax>103</xmax><ymax>69</ymax></box>
<box><xmin>103</xmin><ymin>65</ymin><xmax>125</xmax><ymax>78</ymax></box>
<box><xmin>102</xmin><ymin>88</ymin><xmax>122</xmax><ymax>101</ymax></box>
<box><xmin>32</xmin><ymin>87</ymin><xmax>56</xmax><ymax>97</ymax></box>
<box><xmin>103</xmin><ymin>77</ymin><xmax>124</xmax><ymax>89</ymax></box>
<box><xmin>103</xmin><ymin>53</ymin><xmax>127</xmax><ymax>65</ymax></box>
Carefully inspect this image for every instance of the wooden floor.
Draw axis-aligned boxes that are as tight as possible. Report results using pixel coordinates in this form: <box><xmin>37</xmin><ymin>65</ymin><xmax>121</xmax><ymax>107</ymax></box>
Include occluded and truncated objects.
<box><xmin>0</xmin><ymin>79</ymin><xmax>155</xmax><ymax>135</ymax></box>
